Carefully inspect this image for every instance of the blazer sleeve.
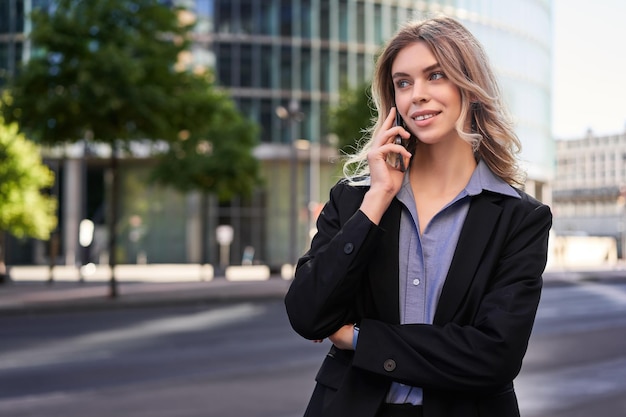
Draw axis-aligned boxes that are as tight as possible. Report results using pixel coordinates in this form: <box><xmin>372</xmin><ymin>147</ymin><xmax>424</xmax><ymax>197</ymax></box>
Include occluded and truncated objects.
<box><xmin>284</xmin><ymin>180</ymin><xmax>383</xmax><ymax>340</ymax></box>
<box><xmin>351</xmin><ymin>198</ymin><xmax>552</xmax><ymax>392</ymax></box>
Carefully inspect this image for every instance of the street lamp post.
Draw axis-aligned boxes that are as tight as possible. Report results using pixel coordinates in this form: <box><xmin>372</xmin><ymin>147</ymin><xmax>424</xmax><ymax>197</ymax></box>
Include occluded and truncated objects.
<box><xmin>618</xmin><ymin>185</ymin><xmax>626</xmax><ymax>259</ymax></box>
<box><xmin>276</xmin><ymin>100</ymin><xmax>304</xmax><ymax>269</ymax></box>
<box><xmin>308</xmin><ymin>138</ymin><xmax>320</xmax><ymax>240</ymax></box>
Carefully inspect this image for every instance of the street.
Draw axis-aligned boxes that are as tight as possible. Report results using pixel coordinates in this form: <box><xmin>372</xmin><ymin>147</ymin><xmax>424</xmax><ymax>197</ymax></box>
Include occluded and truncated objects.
<box><xmin>0</xmin><ymin>280</ymin><xmax>625</xmax><ymax>417</ymax></box>
<box><xmin>516</xmin><ymin>280</ymin><xmax>626</xmax><ymax>417</ymax></box>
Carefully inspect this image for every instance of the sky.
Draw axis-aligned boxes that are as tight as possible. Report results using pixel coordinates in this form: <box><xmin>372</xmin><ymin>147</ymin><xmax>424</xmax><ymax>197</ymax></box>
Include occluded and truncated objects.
<box><xmin>552</xmin><ymin>0</ymin><xmax>626</xmax><ymax>138</ymax></box>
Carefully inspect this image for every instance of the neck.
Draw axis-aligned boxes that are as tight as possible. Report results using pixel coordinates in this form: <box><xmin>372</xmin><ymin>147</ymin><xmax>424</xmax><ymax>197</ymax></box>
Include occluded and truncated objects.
<box><xmin>409</xmin><ymin>142</ymin><xmax>476</xmax><ymax>195</ymax></box>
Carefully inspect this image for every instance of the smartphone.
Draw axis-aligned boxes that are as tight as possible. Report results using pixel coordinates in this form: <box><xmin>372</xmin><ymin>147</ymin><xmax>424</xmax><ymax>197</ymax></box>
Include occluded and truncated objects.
<box><xmin>386</xmin><ymin>110</ymin><xmax>407</xmax><ymax>172</ymax></box>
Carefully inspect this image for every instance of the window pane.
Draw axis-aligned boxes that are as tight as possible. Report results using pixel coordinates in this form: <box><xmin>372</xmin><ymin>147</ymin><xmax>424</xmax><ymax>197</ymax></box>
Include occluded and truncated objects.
<box><xmin>280</xmin><ymin>0</ymin><xmax>292</xmax><ymax>36</ymax></box>
<box><xmin>300</xmin><ymin>0</ymin><xmax>312</xmax><ymax>38</ymax></box>
<box><xmin>216</xmin><ymin>43</ymin><xmax>232</xmax><ymax>85</ymax></box>
<box><xmin>374</xmin><ymin>4</ymin><xmax>383</xmax><ymax>45</ymax></box>
<box><xmin>260</xmin><ymin>99</ymin><xmax>274</xmax><ymax>143</ymax></box>
<box><xmin>356</xmin><ymin>2</ymin><xmax>365</xmax><ymax>43</ymax></box>
<box><xmin>280</xmin><ymin>46</ymin><xmax>292</xmax><ymax>89</ymax></box>
<box><xmin>216</xmin><ymin>0</ymin><xmax>232</xmax><ymax>33</ymax></box>
<box><xmin>260</xmin><ymin>0</ymin><xmax>275</xmax><ymax>35</ymax></box>
<box><xmin>320</xmin><ymin>0</ymin><xmax>330</xmax><ymax>40</ymax></box>
<box><xmin>320</xmin><ymin>49</ymin><xmax>331</xmax><ymax>92</ymax></box>
<box><xmin>300</xmin><ymin>47</ymin><xmax>312</xmax><ymax>91</ymax></box>
<box><xmin>356</xmin><ymin>53</ymin><xmax>365</xmax><ymax>84</ymax></box>
<box><xmin>240</xmin><ymin>44</ymin><xmax>253</xmax><ymax>87</ymax></box>
<box><xmin>339</xmin><ymin>51</ymin><xmax>348</xmax><ymax>89</ymax></box>
<box><xmin>260</xmin><ymin>45</ymin><xmax>273</xmax><ymax>88</ymax></box>
<box><xmin>339</xmin><ymin>0</ymin><xmax>348</xmax><ymax>42</ymax></box>
<box><xmin>241</xmin><ymin>0</ymin><xmax>255</xmax><ymax>34</ymax></box>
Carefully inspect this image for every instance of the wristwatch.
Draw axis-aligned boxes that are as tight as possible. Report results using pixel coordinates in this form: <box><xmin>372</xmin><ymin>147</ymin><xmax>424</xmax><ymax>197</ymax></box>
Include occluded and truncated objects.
<box><xmin>352</xmin><ymin>323</ymin><xmax>360</xmax><ymax>350</ymax></box>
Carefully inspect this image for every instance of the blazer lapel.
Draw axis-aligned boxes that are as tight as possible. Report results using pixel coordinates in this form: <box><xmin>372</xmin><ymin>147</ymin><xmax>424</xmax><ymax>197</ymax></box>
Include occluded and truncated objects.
<box><xmin>434</xmin><ymin>194</ymin><xmax>503</xmax><ymax>325</ymax></box>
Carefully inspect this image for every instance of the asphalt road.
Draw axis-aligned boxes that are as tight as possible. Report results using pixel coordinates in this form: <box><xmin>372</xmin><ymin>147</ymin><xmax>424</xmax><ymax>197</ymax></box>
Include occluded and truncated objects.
<box><xmin>0</xmin><ymin>281</ymin><xmax>625</xmax><ymax>417</ymax></box>
<box><xmin>516</xmin><ymin>280</ymin><xmax>626</xmax><ymax>417</ymax></box>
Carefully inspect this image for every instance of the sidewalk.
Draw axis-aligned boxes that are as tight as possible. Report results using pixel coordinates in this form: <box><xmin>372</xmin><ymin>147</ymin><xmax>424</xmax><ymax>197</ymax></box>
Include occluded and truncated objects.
<box><xmin>0</xmin><ymin>276</ymin><xmax>292</xmax><ymax>316</ymax></box>
<box><xmin>1</xmin><ymin>266</ymin><xmax>626</xmax><ymax>316</ymax></box>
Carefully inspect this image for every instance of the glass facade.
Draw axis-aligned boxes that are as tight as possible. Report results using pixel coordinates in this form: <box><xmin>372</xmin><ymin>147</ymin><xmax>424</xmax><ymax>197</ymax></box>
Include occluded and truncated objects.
<box><xmin>1</xmin><ymin>0</ymin><xmax>554</xmax><ymax>269</ymax></box>
<box><xmin>0</xmin><ymin>0</ymin><xmax>22</xmax><ymax>83</ymax></box>
<box><xmin>204</xmin><ymin>0</ymin><xmax>378</xmax><ymax>146</ymax></box>
<box><xmin>184</xmin><ymin>0</ymin><xmax>553</xmax><ymax>180</ymax></box>
<box><xmin>458</xmin><ymin>0</ymin><xmax>554</xmax><ymax>186</ymax></box>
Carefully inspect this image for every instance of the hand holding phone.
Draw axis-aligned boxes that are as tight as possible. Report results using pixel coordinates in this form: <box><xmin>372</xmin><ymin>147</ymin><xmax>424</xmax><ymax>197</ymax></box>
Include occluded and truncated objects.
<box><xmin>386</xmin><ymin>110</ymin><xmax>407</xmax><ymax>172</ymax></box>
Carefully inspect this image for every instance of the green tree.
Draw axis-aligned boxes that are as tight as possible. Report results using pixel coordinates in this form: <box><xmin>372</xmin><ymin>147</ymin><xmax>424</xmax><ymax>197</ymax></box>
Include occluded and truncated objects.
<box><xmin>150</xmin><ymin>96</ymin><xmax>261</xmax><ymax>265</ymax></box>
<box><xmin>0</xmin><ymin>115</ymin><xmax>56</xmax><ymax>282</ymax></box>
<box><xmin>1</xmin><ymin>0</ymin><xmax>258</xmax><ymax>295</ymax></box>
<box><xmin>328</xmin><ymin>82</ymin><xmax>376</xmax><ymax>154</ymax></box>
<box><xmin>150</xmin><ymin>92</ymin><xmax>260</xmax><ymax>202</ymax></box>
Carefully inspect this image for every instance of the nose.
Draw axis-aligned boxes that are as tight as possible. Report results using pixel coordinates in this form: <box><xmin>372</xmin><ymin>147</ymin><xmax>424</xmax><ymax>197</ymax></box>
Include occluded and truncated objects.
<box><xmin>412</xmin><ymin>81</ymin><xmax>429</xmax><ymax>103</ymax></box>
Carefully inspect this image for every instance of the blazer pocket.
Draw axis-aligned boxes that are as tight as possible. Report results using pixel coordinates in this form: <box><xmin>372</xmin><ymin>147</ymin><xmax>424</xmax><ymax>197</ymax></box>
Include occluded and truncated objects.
<box><xmin>303</xmin><ymin>347</ymin><xmax>354</xmax><ymax>416</ymax></box>
<box><xmin>315</xmin><ymin>345</ymin><xmax>353</xmax><ymax>389</ymax></box>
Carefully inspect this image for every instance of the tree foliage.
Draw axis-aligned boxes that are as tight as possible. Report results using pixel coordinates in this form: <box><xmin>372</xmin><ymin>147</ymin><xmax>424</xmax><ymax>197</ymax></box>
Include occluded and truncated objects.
<box><xmin>1</xmin><ymin>0</ymin><xmax>215</xmax><ymax>145</ymax></box>
<box><xmin>0</xmin><ymin>0</ymin><xmax>260</xmax><ymax>285</ymax></box>
<box><xmin>1</xmin><ymin>0</ymin><xmax>260</xmax><ymax>200</ymax></box>
<box><xmin>0</xmin><ymin>114</ymin><xmax>56</xmax><ymax>239</ymax></box>
<box><xmin>150</xmin><ymin>95</ymin><xmax>260</xmax><ymax>202</ymax></box>
<box><xmin>328</xmin><ymin>82</ymin><xmax>376</xmax><ymax>154</ymax></box>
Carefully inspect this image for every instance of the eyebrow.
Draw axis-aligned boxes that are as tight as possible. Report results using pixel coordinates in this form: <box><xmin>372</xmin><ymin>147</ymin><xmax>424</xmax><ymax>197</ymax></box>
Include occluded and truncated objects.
<box><xmin>422</xmin><ymin>63</ymin><xmax>442</xmax><ymax>74</ymax></box>
<box><xmin>392</xmin><ymin>62</ymin><xmax>442</xmax><ymax>79</ymax></box>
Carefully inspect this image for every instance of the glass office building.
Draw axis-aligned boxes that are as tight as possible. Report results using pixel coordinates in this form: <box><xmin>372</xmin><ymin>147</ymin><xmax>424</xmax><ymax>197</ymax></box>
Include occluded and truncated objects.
<box><xmin>196</xmin><ymin>0</ymin><xmax>553</xmax><ymax>189</ymax></box>
<box><xmin>1</xmin><ymin>0</ymin><xmax>553</xmax><ymax>269</ymax></box>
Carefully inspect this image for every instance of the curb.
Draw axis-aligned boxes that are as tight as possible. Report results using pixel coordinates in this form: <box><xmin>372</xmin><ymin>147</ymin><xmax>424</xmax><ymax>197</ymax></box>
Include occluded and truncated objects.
<box><xmin>2</xmin><ymin>270</ymin><xmax>625</xmax><ymax>317</ymax></box>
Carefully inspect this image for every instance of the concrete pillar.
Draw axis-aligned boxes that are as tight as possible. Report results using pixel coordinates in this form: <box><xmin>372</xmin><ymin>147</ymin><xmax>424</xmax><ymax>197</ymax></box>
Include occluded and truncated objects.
<box><xmin>63</xmin><ymin>158</ymin><xmax>82</xmax><ymax>266</ymax></box>
<box><xmin>186</xmin><ymin>192</ymin><xmax>201</xmax><ymax>263</ymax></box>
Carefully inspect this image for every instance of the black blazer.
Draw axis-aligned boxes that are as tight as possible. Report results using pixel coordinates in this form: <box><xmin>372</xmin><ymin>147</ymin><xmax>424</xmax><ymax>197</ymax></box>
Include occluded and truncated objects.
<box><xmin>285</xmin><ymin>179</ymin><xmax>552</xmax><ymax>417</ymax></box>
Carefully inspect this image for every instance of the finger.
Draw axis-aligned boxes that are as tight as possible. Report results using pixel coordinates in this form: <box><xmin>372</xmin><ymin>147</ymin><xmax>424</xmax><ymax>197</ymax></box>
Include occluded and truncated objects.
<box><xmin>373</xmin><ymin>108</ymin><xmax>400</xmax><ymax>147</ymax></box>
<box><xmin>378</xmin><ymin>142</ymin><xmax>412</xmax><ymax>159</ymax></box>
<box><xmin>383</xmin><ymin>107</ymin><xmax>397</xmax><ymax>129</ymax></box>
<box><xmin>377</xmin><ymin>108</ymin><xmax>411</xmax><ymax>147</ymax></box>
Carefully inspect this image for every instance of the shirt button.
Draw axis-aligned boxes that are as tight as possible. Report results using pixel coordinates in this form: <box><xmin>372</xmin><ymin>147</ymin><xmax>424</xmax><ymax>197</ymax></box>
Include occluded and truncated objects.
<box><xmin>413</xmin><ymin>278</ymin><xmax>420</xmax><ymax>286</ymax></box>
<box><xmin>383</xmin><ymin>359</ymin><xmax>396</xmax><ymax>372</ymax></box>
<box><xmin>343</xmin><ymin>242</ymin><xmax>354</xmax><ymax>254</ymax></box>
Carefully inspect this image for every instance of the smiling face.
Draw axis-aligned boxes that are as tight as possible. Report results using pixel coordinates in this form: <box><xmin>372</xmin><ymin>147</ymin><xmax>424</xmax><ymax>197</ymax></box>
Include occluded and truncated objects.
<box><xmin>391</xmin><ymin>41</ymin><xmax>464</xmax><ymax>147</ymax></box>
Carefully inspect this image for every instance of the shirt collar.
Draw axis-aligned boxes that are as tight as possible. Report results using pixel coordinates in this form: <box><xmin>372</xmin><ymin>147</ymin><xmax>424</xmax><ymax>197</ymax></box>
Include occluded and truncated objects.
<box><xmin>466</xmin><ymin>159</ymin><xmax>520</xmax><ymax>198</ymax></box>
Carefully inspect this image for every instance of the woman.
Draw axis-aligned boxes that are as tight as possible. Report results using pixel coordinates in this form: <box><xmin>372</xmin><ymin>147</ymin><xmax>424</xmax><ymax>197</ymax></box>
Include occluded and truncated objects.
<box><xmin>285</xmin><ymin>16</ymin><xmax>552</xmax><ymax>417</ymax></box>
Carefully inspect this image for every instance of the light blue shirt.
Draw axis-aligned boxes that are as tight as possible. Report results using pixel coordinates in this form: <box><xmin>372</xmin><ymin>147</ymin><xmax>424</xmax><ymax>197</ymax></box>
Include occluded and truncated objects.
<box><xmin>386</xmin><ymin>160</ymin><xmax>520</xmax><ymax>405</ymax></box>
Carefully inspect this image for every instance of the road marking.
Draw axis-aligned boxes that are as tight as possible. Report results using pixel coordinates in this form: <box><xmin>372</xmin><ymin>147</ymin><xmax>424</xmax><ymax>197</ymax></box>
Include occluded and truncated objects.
<box><xmin>538</xmin><ymin>283</ymin><xmax>626</xmax><ymax>318</ymax></box>
<box><xmin>533</xmin><ymin>283</ymin><xmax>626</xmax><ymax>335</ymax></box>
<box><xmin>575</xmin><ymin>280</ymin><xmax>626</xmax><ymax>304</ymax></box>
<box><xmin>0</xmin><ymin>303</ymin><xmax>263</xmax><ymax>370</ymax></box>
<box><xmin>517</xmin><ymin>357</ymin><xmax>626</xmax><ymax>416</ymax></box>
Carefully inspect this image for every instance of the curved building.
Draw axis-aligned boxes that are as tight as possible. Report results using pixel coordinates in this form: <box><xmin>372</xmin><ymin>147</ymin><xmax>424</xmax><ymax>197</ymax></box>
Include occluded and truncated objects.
<box><xmin>191</xmin><ymin>0</ymin><xmax>554</xmax><ymax>264</ymax></box>
<box><xmin>1</xmin><ymin>0</ymin><xmax>553</xmax><ymax>269</ymax></box>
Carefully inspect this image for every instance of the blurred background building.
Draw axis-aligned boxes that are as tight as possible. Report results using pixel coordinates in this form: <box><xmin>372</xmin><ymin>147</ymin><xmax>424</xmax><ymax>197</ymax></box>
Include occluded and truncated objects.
<box><xmin>553</xmin><ymin>130</ymin><xmax>626</xmax><ymax>258</ymax></box>
<box><xmin>0</xmin><ymin>0</ymin><xmax>554</xmax><ymax>271</ymax></box>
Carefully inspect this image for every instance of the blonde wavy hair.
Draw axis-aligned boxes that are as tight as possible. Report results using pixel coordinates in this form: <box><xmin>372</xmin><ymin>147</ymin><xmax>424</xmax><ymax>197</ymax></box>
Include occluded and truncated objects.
<box><xmin>343</xmin><ymin>16</ymin><xmax>524</xmax><ymax>186</ymax></box>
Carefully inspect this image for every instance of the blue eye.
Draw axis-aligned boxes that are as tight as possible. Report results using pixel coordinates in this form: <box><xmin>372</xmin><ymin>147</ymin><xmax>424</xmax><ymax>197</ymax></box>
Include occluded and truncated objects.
<box><xmin>429</xmin><ymin>72</ymin><xmax>445</xmax><ymax>81</ymax></box>
<box><xmin>396</xmin><ymin>80</ymin><xmax>410</xmax><ymax>88</ymax></box>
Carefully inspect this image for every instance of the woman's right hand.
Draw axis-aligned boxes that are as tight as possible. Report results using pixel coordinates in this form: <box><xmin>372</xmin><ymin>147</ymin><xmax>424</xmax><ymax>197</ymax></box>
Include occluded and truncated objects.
<box><xmin>360</xmin><ymin>108</ymin><xmax>411</xmax><ymax>224</ymax></box>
